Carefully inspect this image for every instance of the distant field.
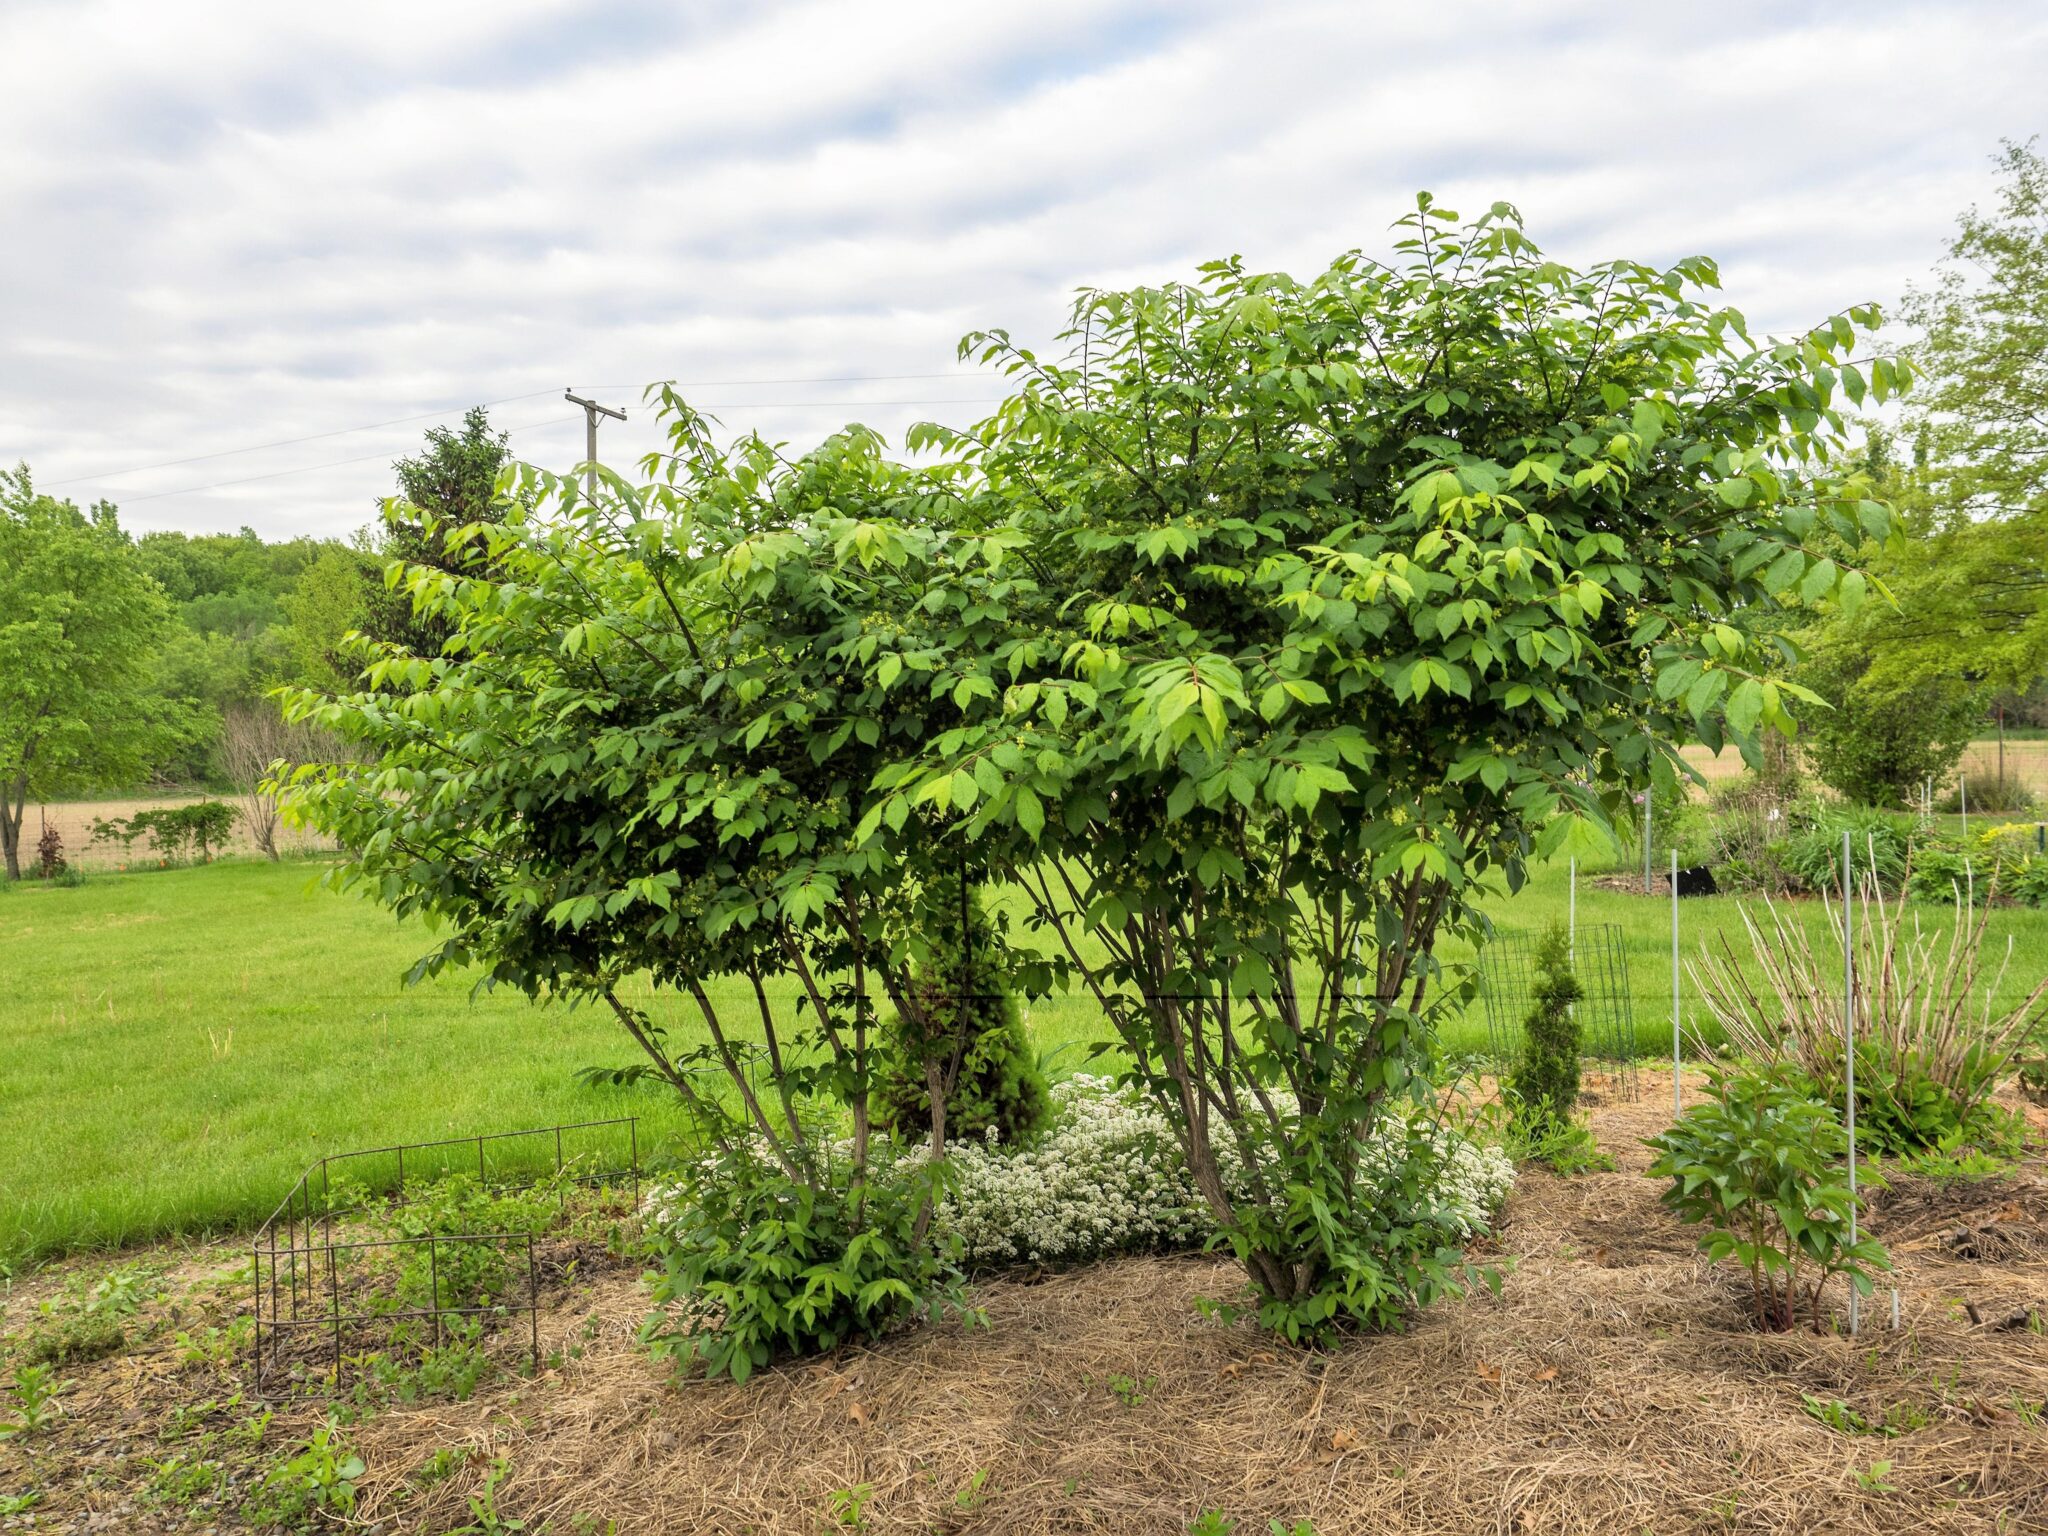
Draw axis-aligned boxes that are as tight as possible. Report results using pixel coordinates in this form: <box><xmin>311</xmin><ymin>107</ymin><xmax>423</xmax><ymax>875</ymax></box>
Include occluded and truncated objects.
<box><xmin>9</xmin><ymin>851</ymin><xmax>2048</xmax><ymax>1265</ymax></box>
<box><xmin>1676</xmin><ymin>736</ymin><xmax>2048</xmax><ymax>797</ymax></box>
<box><xmin>29</xmin><ymin>733</ymin><xmax>2046</xmax><ymax>873</ymax></box>
<box><xmin>31</xmin><ymin>793</ymin><xmax>334</xmax><ymax>870</ymax></box>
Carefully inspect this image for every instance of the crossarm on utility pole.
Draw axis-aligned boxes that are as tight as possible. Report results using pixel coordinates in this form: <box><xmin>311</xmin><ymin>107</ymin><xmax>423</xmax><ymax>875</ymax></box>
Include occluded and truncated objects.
<box><xmin>565</xmin><ymin>389</ymin><xmax>627</xmax><ymax>504</ymax></box>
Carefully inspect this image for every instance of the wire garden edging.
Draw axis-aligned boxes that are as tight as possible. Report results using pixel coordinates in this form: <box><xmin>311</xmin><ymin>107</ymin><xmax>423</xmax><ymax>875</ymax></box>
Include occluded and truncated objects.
<box><xmin>251</xmin><ymin>1117</ymin><xmax>640</xmax><ymax>1397</ymax></box>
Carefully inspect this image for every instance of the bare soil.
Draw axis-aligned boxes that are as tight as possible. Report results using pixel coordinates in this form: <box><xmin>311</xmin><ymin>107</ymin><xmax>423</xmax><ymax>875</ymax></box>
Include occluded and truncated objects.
<box><xmin>4</xmin><ymin>1078</ymin><xmax>2047</xmax><ymax>1534</ymax></box>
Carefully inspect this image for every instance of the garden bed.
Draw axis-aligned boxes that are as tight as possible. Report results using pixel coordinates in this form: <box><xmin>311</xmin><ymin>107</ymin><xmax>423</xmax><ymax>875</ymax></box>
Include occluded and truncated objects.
<box><xmin>4</xmin><ymin>1080</ymin><xmax>2046</xmax><ymax>1533</ymax></box>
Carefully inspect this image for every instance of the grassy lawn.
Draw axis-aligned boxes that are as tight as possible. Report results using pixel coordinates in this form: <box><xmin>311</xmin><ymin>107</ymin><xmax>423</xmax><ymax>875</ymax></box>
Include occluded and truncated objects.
<box><xmin>6</xmin><ymin>852</ymin><xmax>2048</xmax><ymax>1264</ymax></box>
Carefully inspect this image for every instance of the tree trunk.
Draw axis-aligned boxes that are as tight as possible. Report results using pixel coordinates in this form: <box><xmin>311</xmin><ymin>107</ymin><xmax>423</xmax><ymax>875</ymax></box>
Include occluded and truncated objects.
<box><xmin>1</xmin><ymin>777</ymin><xmax>25</xmax><ymax>880</ymax></box>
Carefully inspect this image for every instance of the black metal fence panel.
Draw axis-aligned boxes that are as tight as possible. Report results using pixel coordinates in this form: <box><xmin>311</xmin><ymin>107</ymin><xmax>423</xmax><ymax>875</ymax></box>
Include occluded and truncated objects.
<box><xmin>250</xmin><ymin>1117</ymin><xmax>639</xmax><ymax>1397</ymax></box>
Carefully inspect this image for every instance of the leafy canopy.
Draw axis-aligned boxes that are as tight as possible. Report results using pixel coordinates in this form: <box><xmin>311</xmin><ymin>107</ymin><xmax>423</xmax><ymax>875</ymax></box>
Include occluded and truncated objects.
<box><xmin>282</xmin><ymin>195</ymin><xmax>1898</xmax><ymax>1345</ymax></box>
<box><xmin>844</xmin><ymin>195</ymin><xmax>1895</xmax><ymax>1335</ymax></box>
<box><xmin>0</xmin><ymin>467</ymin><xmax>178</xmax><ymax>879</ymax></box>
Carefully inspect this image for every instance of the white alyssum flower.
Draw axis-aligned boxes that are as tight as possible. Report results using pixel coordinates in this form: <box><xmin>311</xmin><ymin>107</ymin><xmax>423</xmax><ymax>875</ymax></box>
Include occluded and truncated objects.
<box><xmin>647</xmin><ymin>1075</ymin><xmax>1515</xmax><ymax>1272</ymax></box>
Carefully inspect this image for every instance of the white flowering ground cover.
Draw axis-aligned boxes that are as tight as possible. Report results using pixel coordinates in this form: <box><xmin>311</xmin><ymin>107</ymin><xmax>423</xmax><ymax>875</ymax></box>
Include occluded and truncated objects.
<box><xmin>650</xmin><ymin>1075</ymin><xmax>1514</xmax><ymax>1272</ymax></box>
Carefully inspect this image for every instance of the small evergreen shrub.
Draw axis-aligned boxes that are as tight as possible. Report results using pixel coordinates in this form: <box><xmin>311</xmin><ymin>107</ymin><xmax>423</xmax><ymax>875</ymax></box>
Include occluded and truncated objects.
<box><xmin>1508</xmin><ymin>924</ymin><xmax>1582</xmax><ymax>1133</ymax></box>
<box><xmin>873</xmin><ymin>874</ymin><xmax>1048</xmax><ymax>1147</ymax></box>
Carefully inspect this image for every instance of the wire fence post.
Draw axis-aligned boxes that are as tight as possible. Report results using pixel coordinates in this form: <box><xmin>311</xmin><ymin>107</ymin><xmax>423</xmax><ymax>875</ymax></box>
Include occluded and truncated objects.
<box><xmin>1671</xmin><ymin>848</ymin><xmax>1681</xmax><ymax>1121</ymax></box>
<box><xmin>1843</xmin><ymin>829</ymin><xmax>1859</xmax><ymax>1337</ymax></box>
<box><xmin>1960</xmin><ymin>772</ymin><xmax>1969</xmax><ymax>842</ymax></box>
<box><xmin>1642</xmin><ymin>782</ymin><xmax>1653</xmax><ymax>895</ymax></box>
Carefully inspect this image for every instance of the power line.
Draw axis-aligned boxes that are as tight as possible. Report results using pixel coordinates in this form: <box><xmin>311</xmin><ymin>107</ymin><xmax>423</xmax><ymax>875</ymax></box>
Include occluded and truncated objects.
<box><xmin>118</xmin><ymin>413</ymin><xmax>578</xmax><ymax>505</ymax></box>
<box><xmin>44</xmin><ymin>390</ymin><xmax>564</xmax><ymax>489</ymax></box>
<box><xmin>112</xmin><ymin>396</ymin><xmax>1004</xmax><ymax>506</ymax></box>
<box><xmin>45</xmin><ymin>372</ymin><xmax>982</xmax><ymax>489</ymax></box>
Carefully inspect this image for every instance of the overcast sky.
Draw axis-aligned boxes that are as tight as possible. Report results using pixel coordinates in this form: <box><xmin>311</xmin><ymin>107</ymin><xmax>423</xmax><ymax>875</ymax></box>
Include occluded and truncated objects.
<box><xmin>4</xmin><ymin>0</ymin><xmax>2043</xmax><ymax>540</ymax></box>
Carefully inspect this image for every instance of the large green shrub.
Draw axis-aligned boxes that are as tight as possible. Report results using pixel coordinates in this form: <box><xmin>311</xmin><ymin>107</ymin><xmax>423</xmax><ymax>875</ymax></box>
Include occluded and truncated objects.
<box><xmin>285</xmin><ymin>195</ymin><xmax>1900</xmax><ymax>1352</ymax></box>
<box><xmin>873</xmin><ymin>871</ymin><xmax>1048</xmax><ymax>1147</ymax></box>
<box><xmin>1507</xmin><ymin>925</ymin><xmax>1582</xmax><ymax>1131</ymax></box>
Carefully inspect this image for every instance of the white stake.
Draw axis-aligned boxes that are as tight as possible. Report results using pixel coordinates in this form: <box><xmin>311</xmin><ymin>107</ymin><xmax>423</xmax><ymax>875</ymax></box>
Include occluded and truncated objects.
<box><xmin>1671</xmin><ymin>848</ymin><xmax>1681</xmax><ymax>1120</ymax></box>
<box><xmin>1843</xmin><ymin>829</ymin><xmax>1859</xmax><ymax>1337</ymax></box>
<box><xmin>1961</xmin><ymin>772</ymin><xmax>1968</xmax><ymax>842</ymax></box>
<box><xmin>1568</xmin><ymin>856</ymin><xmax>1576</xmax><ymax>961</ymax></box>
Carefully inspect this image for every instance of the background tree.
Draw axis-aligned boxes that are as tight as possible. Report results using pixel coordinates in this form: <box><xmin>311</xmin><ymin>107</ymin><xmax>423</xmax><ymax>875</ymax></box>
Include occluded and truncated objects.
<box><xmin>221</xmin><ymin>701</ymin><xmax>334</xmax><ymax>858</ymax></box>
<box><xmin>0</xmin><ymin>466</ymin><xmax>177</xmax><ymax>879</ymax></box>
<box><xmin>1814</xmin><ymin>141</ymin><xmax>2048</xmax><ymax>700</ymax></box>
<box><xmin>362</xmin><ymin>406</ymin><xmax>518</xmax><ymax>656</ymax></box>
<box><xmin>1796</xmin><ymin>635</ymin><xmax>1982</xmax><ymax>806</ymax></box>
<box><xmin>279</xmin><ymin>542</ymin><xmax>382</xmax><ymax>693</ymax></box>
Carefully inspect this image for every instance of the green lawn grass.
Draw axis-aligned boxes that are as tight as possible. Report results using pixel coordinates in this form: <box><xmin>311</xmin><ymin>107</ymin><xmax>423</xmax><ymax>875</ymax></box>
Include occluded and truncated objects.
<box><xmin>6</xmin><ymin>853</ymin><xmax>2048</xmax><ymax>1264</ymax></box>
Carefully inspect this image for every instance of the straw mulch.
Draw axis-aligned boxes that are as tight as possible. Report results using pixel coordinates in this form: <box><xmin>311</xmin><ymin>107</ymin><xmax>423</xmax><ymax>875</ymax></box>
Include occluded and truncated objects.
<box><xmin>333</xmin><ymin>1076</ymin><xmax>2048</xmax><ymax>1536</ymax></box>
<box><xmin>7</xmin><ymin>1077</ymin><xmax>2047</xmax><ymax>1534</ymax></box>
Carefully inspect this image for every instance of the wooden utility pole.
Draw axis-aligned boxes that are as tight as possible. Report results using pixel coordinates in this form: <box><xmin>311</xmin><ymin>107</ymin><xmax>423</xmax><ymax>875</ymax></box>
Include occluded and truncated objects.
<box><xmin>564</xmin><ymin>389</ymin><xmax>626</xmax><ymax>504</ymax></box>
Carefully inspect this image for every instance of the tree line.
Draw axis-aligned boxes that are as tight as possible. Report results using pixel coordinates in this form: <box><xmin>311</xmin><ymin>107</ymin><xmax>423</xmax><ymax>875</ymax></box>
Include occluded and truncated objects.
<box><xmin>0</xmin><ymin>408</ymin><xmax>516</xmax><ymax>878</ymax></box>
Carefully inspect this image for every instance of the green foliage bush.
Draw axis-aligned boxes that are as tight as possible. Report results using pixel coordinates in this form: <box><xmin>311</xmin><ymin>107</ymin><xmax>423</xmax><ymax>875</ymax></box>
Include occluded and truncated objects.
<box><xmin>285</xmin><ymin>196</ymin><xmax>1900</xmax><ymax>1353</ymax></box>
<box><xmin>1796</xmin><ymin>644</ymin><xmax>1981</xmax><ymax>808</ymax></box>
<box><xmin>1645</xmin><ymin>1067</ymin><xmax>1887</xmax><ymax>1330</ymax></box>
<box><xmin>1938</xmin><ymin>770</ymin><xmax>2035</xmax><ymax>814</ymax></box>
<box><xmin>873</xmin><ymin>873</ymin><xmax>1048</xmax><ymax>1147</ymax></box>
<box><xmin>1507</xmin><ymin>925</ymin><xmax>1582</xmax><ymax>1133</ymax></box>
<box><xmin>1904</xmin><ymin>823</ymin><xmax>2048</xmax><ymax>907</ymax></box>
<box><xmin>640</xmin><ymin>1139</ymin><xmax>977</xmax><ymax>1382</ymax></box>
<box><xmin>90</xmin><ymin>801</ymin><xmax>239</xmax><ymax>864</ymax></box>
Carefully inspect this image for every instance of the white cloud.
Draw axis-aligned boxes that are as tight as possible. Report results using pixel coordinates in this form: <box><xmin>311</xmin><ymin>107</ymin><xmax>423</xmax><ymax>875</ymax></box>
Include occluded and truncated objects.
<box><xmin>1</xmin><ymin>0</ymin><xmax>2041</xmax><ymax>537</ymax></box>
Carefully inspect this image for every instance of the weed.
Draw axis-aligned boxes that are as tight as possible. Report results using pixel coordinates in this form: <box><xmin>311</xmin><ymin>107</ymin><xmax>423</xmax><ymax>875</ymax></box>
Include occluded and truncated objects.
<box><xmin>354</xmin><ymin>1318</ymin><xmax>495</xmax><ymax>1406</ymax></box>
<box><xmin>1855</xmin><ymin>1459</ymin><xmax>1898</xmax><ymax>1494</ymax></box>
<box><xmin>412</xmin><ymin>1444</ymin><xmax>471</xmax><ymax>1488</ymax></box>
<box><xmin>0</xmin><ymin>1365</ymin><xmax>68</xmax><ymax>1439</ymax></box>
<box><xmin>954</xmin><ymin>1467</ymin><xmax>993</xmax><ymax>1511</ymax></box>
<box><xmin>1519</xmin><ymin>1115</ymin><xmax>1616</xmax><ymax>1175</ymax></box>
<box><xmin>1188</xmin><ymin>1514</ymin><xmax>1235</xmax><ymax>1536</ymax></box>
<box><xmin>174</xmin><ymin>1315</ymin><xmax>254</xmax><ymax>1369</ymax></box>
<box><xmin>162</xmin><ymin>1394</ymin><xmax>227</xmax><ymax>1440</ymax></box>
<box><xmin>1103</xmin><ymin>1372</ymin><xmax>1156</xmax><ymax>1409</ymax></box>
<box><xmin>823</xmin><ymin>1481</ymin><xmax>876</xmax><ymax>1531</ymax></box>
<box><xmin>147</xmin><ymin>1453</ymin><xmax>226</xmax><ymax>1506</ymax></box>
<box><xmin>1801</xmin><ymin>1394</ymin><xmax>1932</xmax><ymax>1437</ymax></box>
<box><xmin>23</xmin><ymin>1261</ymin><xmax>160</xmax><ymax>1366</ymax></box>
<box><xmin>0</xmin><ymin>1492</ymin><xmax>43</xmax><ymax>1517</ymax></box>
<box><xmin>448</xmin><ymin>1457</ymin><xmax>528</xmax><ymax>1534</ymax></box>
<box><xmin>241</xmin><ymin>1423</ymin><xmax>364</xmax><ymax>1528</ymax></box>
